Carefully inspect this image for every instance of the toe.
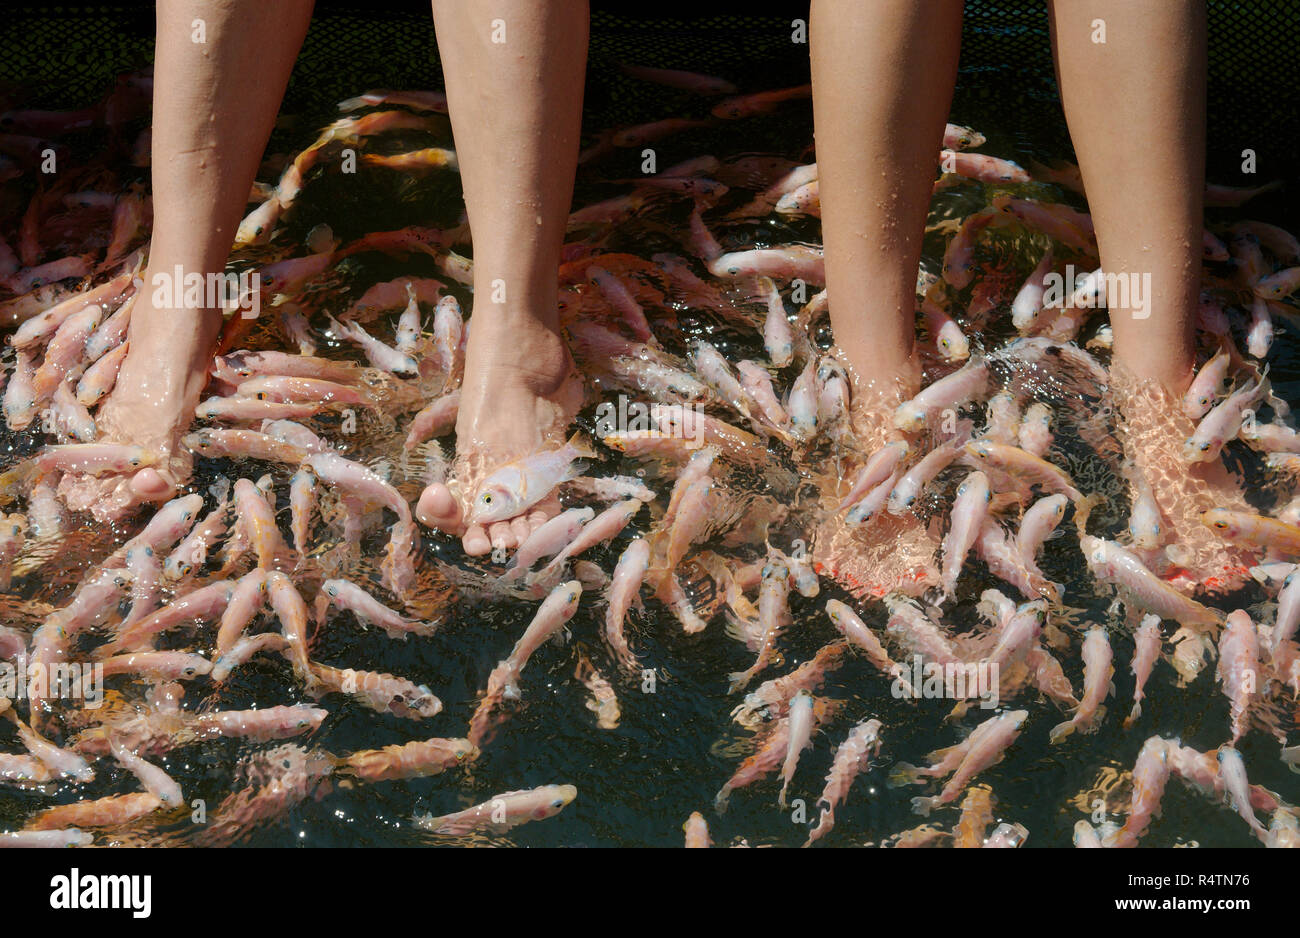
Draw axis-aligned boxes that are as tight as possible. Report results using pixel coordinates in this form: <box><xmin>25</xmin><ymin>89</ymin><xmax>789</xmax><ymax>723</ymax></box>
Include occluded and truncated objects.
<box><xmin>510</xmin><ymin>515</ymin><xmax>532</xmax><ymax>545</ymax></box>
<box><xmin>416</xmin><ymin>483</ymin><xmax>465</xmax><ymax>534</ymax></box>
<box><xmin>130</xmin><ymin>467</ymin><xmax>176</xmax><ymax>501</ymax></box>
<box><xmin>488</xmin><ymin>521</ymin><xmax>517</xmax><ymax>552</ymax></box>
<box><xmin>462</xmin><ymin>524</ymin><xmax>492</xmax><ymax>556</ymax></box>
<box><xmin>526</xmin><ymin>508</ymin><xmax>550</xmax><ymax>534</ymax></box>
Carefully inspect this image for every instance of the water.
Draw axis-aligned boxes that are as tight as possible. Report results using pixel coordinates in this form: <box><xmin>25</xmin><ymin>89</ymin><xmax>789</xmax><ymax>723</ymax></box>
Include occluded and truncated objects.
<box><xmin>2</xmin><ymin>51</ymin><xmax>1299</xmax><ymax>848</ymax></box>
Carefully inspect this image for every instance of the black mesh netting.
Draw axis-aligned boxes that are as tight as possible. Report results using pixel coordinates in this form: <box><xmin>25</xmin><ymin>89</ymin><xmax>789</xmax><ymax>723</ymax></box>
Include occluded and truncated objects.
<box><xmin>0</xmin><ymin>1</ymin><xmax>1296</xmax><ymax>227</ymax></box>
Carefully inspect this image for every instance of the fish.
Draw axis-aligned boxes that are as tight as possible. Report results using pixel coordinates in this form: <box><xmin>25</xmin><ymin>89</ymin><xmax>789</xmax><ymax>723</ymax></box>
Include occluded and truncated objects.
<box><xmin>838</xmin><ymin>441</ymin><xmax>911</xmax><ymax>512</ymax></box>
<box><xmin>1123</xmin><ymin>615</ymin><xmax>1163</xmax><ymax>729</ymax></box>
<box><xmin>727</xmin><ymin>557</ymin><xmax>791</xmax><ymax>692</ymax></box>
<box><xmin>1185</xmin><ymin>376</ymin><xmax>1268</xmax><ymax>461</ymax></box>
<box><xmin>710</xmin><ymin>84</ymin><xmax>812</xmax><ymax>120</ymax></box>
<box><xmin>414</xmin><ymin>784</ymin><xmax>576</xmax><ymax>836</ymax></box>
<box><xmin>74</xmin><ymin>339</ymin><xmax>129</xmax><ymax>406</ymax></box>
<box><xmin>108</xmin><ymin>579</ymin><xmax>235</xmax><ymax>654</ymax></box>
<box><xmin>887</xmin><ymin>438</ymin><xmax>965</xmax><ymax>515</ymax></box>
<box><xmin>1016</xmin><ymin>494</ymin><xmax>1068</xmax><ymax>566</ymax></box>
<box><xmin>1201</xmin><ymin>508</ymin><xmax>1300</xmax><ymax>556</ymax></box>
<box><xmin>805</xmin><ymin>718</ymin><xmax>883</xmax><ymax>846</ymax></box>
<box><xmin>327</xmin><ymin>315</ymin><xmax>419</xmax><ymax>375</ymax></box>
<box><xmin>894</xmin><ymin>357</ymin><xmax>988</xmax><ymax>431</ymax></box>
<box><xmin>1216</xmin><ymin>610</ymin><xmax>1259</xmax><ymax>745</ymax></box>
<box><xmin>266</xmin><ymin>572</ymin><xmax>312</xmax><ymax>680</ymax></box>
<box><xmin>940</xmin><ymin>471</ymin><xmax>991</xmax><ymax>601</ymax></box>
<box><xmin>921</xmin><ymin>299</ymin><xmax>970</xmax><ymax>362</ymax></box>
<box><xmin>213</xmin><ymin>569</ymin><xmax>268</xmax><ymax>659</ymax></box>
<box><xmin>1216</xmin><ymin>746</ymin><xmax>1268</xmax><ymax>841</ymax></box>
<box><xmin>942</xmin><ymin>209</ymin><xmax>999</xmax><ymax>288</ymax></box>
<box><xmin>940</xmin><ymin>150</ymin><xmax>1030</xmax><ymax>184</ymax></box>
<box><xmin>533</xmin><ymin>499</ymin><xmax>642</xmax><ymax>582</ymax></box>
<box><xmin>684</xmin><ymin>812</ymin><xmax>712</xmax><ymax>848</ymax></box>
<box><xmin>605</xmin><ymin>538</ymin><xmax>650</xmax><ymax>673</ymax></box>
<box><xmin>503</xmin><ymin>507</ymin><xmax>596</xmax><ymax>581</ymax></box>
<box><xmin>620</xmin><ymin>64</ymin><xmax>737</xmax><ymax>95</ymax></box>
<box><xmin>983</xmin><ymin>822</ymin><xmax>1028</xmax><ymax>847</ymax></box>
<box><xmin>574</xmin><ymin>656</ymin><xmax>620</xmax><ymax>729</ymax></box>
<box><xmin>1049</xmin><ymin>627</ymin><xmax>1113</xmax><ymax>743</ymax></box>
<box><xmin>953</xmin><ymin>786</ymin><xmax>997</xmax><ymax>848</ymax></box>
<box><xmin>777</xmin><ymin>691</ymin><xmax>814</xmax><ymax>807</ymax></box>
<box><xmin>1017</xmin><ymin>403</ymin><xmax>1053</xmax><ymax>458</ymax></box>
<box><xmin>25</xmin><ymin>793</ymin><xmax>163</xmax><ymax>831</ymax></box>
<box><xmin>1183</xmin><ymin>349</ymin><xmax>1232</xmax><ymax>419</ymax></box>
<box><xmin>1012</xmin><ymin>248</ymin><xmax>1054</xmax><ymax>331</ymax></box>
<box><xmin>1080</xmin><ymin>535</ymin><xmax>1221</xmax><ymax>629</ymax></box>
<box><xmin>963</xmin><ymin>440</ymin><xmax>1086</xmax><ymax>504</ymax></box>
<box><xmin>308</xmin><ymin>662</ymin><xmax>441</xmax><ymax>719</ymax></box>
<box><xmin>403</xmin><ymin>390</ymin><xmax>461</xmax><ymax>450</ymax></box>
<box><xmin>467</xmin><ymin>434</ymin><xmax>596</xmax><ymax>525</ymax></box>
<box><xmin>758</xmin><ymin>276</ymin><xmax>794</xmax><ymax>367</ymax></box>
<box><xmin>707</xmin><ymin>245</ymin><xmax>825</xmax><ymax>284</ymax></box>
<box><xmin>1253</xmin><ymin>266</ymin><xmax>1300</xmax><ymax>301</ymax></box>
<box><xmin>910</xmin><ymin>710</ymin><xmax>1028</xmax><ymax>816</ymax></box>
<box><xmin>210</xmin><ymin>632</ymin><xmax>290</xmax><ymax>684</ymax></box>
<box><xmin>108</xmin><ymin>734</ymin><xmax>183</xmax><ymax>807</ymax></box>
<box><xmin>317</xmin><ymin>578</ymin><xmax>436</xmax><ymax>640</ymax></box>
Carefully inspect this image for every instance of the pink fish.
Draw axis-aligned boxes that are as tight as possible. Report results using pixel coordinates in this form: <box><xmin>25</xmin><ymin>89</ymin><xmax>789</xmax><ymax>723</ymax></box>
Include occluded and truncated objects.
<box><xmin>1049</xmin><ymin>627</ymin><xmax>1113</xmax><ymax>743</ymax></box>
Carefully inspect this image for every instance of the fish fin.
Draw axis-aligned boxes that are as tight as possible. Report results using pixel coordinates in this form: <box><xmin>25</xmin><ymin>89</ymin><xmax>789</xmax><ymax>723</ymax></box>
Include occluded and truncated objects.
<box><xmin>910</xmin><ymin>796</ymin><xmax>936</xmax><ymax>817</ymax></box>
<box><xmin>565</xmin><ymin>431</ymin><xmax>599</xmax><ymax>461</ymax></box>
<box><xmin>725</xmin><ymin>669</ymin><xmax>754</xmax><ymax>695</ymax></box>
<box><xmin>1122</xmin><ymin>702</ymin><xmax>1141</xmax><ymax>730</ymax></box>
<box><xmin>1048</xmin><ymin>719</ymin><xmax>1076</xmax><ymax>745</ymax></box>
<box><xmin>887</xmin><ymin>762</ymin><xmax>924</xmax><ymax>788</ymax></box>
<box><xmin>0</xmin><ymin>460</ymin><xmax>38</xmax><ymax>505</ymax></box>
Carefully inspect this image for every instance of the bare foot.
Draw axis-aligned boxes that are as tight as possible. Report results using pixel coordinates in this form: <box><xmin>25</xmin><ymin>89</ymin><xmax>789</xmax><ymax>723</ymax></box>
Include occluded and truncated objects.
<box><xmin>416</xmin><ymin>314</ymin><xmax>584</xmax><ymax>556</ymax></box>
<box><xmin>56</xmin><ymin>285</ymin><xmax>218</xmax><ymax>522</ymax></box>
<box><xmin>1111</xmin><ymin>361</ymin><xmax>1254</xmax><ymax>594</ymax></box>
<box><xmin>811</xmin><ymin>352</ymin><xmax>941</xmax><ymax>599</ymax></box>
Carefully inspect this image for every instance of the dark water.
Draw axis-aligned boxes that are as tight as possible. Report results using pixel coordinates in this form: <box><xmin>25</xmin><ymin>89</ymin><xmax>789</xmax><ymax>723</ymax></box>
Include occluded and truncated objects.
<box><xmin>1</xmin><ymin>8</ymin><xmax>1299</xmax><ymax>849</ymax></box>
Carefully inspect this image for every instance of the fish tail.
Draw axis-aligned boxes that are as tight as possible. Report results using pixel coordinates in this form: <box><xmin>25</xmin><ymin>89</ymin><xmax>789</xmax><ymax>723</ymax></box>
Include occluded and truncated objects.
<box><xmin>910</xmin><ymin>796</ymin><xmax>936</xmax><ymax>817</ymax></box>
<box><xmin>713</xmin><ymin>786</ymin><xmax>731</xmax><ymax>814</ymax></box>
<box><xmin>725</xmin><ymin>669</ymin><xmax>754</xmax><ymax>695</ymax></box>
<box><xmin>1122</xmin><ymin>701</ymin><xmax>1141</xmax><ymax>730</ymax></box>
<box><xmin>1072</xmin><ymin>492</ymin><xmax>1105</xmax><ymax>534</ymax></box>
<box><xmin>1048</xmin><ymin>719</ymin><xmax>1076</xmax><ymax>745</ymax></box>
<box><xmin>887</xmin><ymin>762</ymin><xmax>924</xmax><ymax>788</ymax></box>
<box><xmin>0</xmin><ymin>460</ymin><xmax>38</xmax><ymax>505</ymax></box>
<box><xmin>565</xmin><ymin>431</ymin><xmax>599</xmax><ymax>461</ymax></box>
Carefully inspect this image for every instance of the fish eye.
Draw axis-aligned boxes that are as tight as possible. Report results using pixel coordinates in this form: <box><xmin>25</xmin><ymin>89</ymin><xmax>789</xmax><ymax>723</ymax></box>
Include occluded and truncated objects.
<box><xmin>178</xmin><ymin>562</ymin><xmax>191</xmax><ymax>575</ymax></box>
<box><xmin>326</xmin><ymin>584</ymin><xmax>338</xmax><ymax>596</ymax></box>
<box><xmin>183</xmin><ymin>667</ymin><xmax>196</xmax><ymax>677</ymax></box>
<box><xmin>297</xmin><ymin>720</ymin><xmax>309</xmax><ymax>729</ymax></box>
<box><xmin>481</xmin><ymin>494</ymin><xmax>493</xmax><ymax>505</ymax></box>
<box><xmin>1200</xmin><ymin>442</ymin><xmax>1212</xmax><ymax>452</ymax></box>
<box><xmin>1213</xmin><ymin>521</ymin><xmax>1227</xmax><ymax>530</ymax></box>
<box><xmin>551</xmin><ymin>799</ymin><xmax>564</xmax><ymax>809</ymax></box>
<box><xmin>129</xmin><ymin>457</ymin><xmax>141</xmax><ymax>466</ymax></box>
<box><xmin>144</xmin><ymin>546</ymin><xmax>153</xmax><ymax>557</ymax></box>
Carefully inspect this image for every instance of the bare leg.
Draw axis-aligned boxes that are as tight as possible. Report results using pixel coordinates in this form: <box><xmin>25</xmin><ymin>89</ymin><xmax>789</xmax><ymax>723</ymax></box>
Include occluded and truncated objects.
<box><xmin>1050</xmin><ymin>1</ymin><xmax>1250</xmax><ymax>591</ymax></box>
<box><xmin>807</xmin><ymin>0</ymin><xmax>963</xmax><ymax>599</ymax></box>
<box><xmin>417</xmin><ymin>0</ymin><xmax>588</xmax><ymax>556</ymax></box>
<box><xmin>62</xmin><ymin>0</ymin><xmax>312</xmax><ymax>519</ymax></box>
<box><xmin>810</xmin><ymin>0</ymin><xmax>963</xmax><ymax>398</ymax></box>
<box><xmin>1048</xmin><ymin>0</ymin><xmax>1203</xmax><ymax>392</ymax></box>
